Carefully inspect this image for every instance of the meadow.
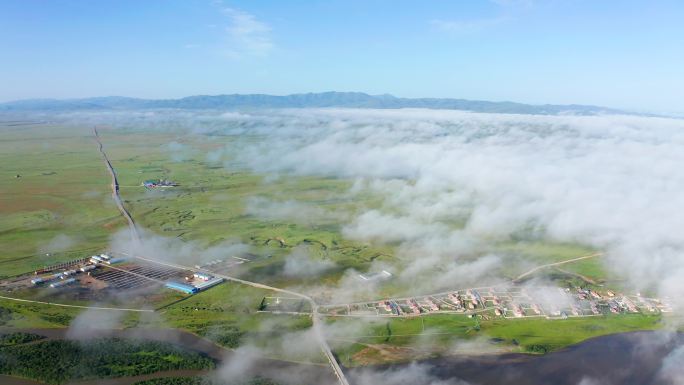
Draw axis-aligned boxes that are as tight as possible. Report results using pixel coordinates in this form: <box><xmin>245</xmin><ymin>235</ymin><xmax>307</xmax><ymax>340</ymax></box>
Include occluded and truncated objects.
<box><xmin>0</xmin><ymin>122</ymin><xmax>125</xmax><ymax>277</ymax></box>
<box><xmin>326</xmin><ymin>312</ymin><xmax>666</xmax><ymax>366</ymax></box>
<box><xmin>0</xmin><ymin>120</ymin><xmax>665</xmax><ymax>371</ymax></box>
<box><xmin>94</xmin><ymin>126</ymin><xmax>615</xmax><ymax>295</ymax></box>
<box><xmin>158</xmin><ymin>281</ymin><xmax>323</xmax><ymax>363</ymax></box>
<box><xmin>1</xmin><ymin>121</ymin><xmax>614</xmax><ymax>290</ymax></box>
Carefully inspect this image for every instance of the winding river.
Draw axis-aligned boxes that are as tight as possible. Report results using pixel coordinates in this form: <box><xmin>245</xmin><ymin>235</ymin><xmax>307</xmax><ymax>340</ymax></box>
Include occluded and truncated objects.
<box><xmin>2</xmin><ymin>328</ymin><xmax>682</xmax><ymax>384</ymax></box>
<box><xmin>349</xmin><ymin>331</ymin><xmax>684</xmax><ymax>385</ymax></box>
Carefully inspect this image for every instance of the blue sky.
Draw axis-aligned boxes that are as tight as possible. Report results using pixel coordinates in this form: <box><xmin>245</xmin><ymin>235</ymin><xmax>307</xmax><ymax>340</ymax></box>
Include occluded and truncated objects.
<box><xmin>1</xmin><ymin>0</ymin><xmax>682</xmax><ymax>112</ymax></box>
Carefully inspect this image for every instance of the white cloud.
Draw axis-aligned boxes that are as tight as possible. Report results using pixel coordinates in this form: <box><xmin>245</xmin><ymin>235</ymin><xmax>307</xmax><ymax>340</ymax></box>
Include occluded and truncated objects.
<box><xmin>245</xmin><ymin>196</ymin><xmax>337</xmax><ymax>225</ymax></box>
<box><xmin>109</xmin><ymin>227</ymin><xmax>250</xmax><ymax>267</ymax></box>
<box><xmin>220</xmin><ymin>6</ymin><xmax>273</xmax><ymax>57</ymax></box>
<box><xmin>226</xmin><ymin>108</ymin><xmax>684</xmax><ymax>308</ymax></box>
<box><xmin>432</xmin><ymin>0</ymin><xmax>534</xmax><ymax>35</ymax></box>
<box><xmin>353</xmin><ymin>362</ymin><xmax>472</xmax><ymax>385</ymax></box>
<box><xmin>66</xmin><ymin>308</ymin><xmax>124</xmax><ymax>340</ymax></box>
<box><xmin>282</xmin><ymin>247</ymin><xmax>336</xmax><ymax>278</ymax></box>
<box><xmin>36</xmin><ymin>107</ymin><xmax>684</xmax><ymax>385</ymax></box>
<box><xmin>59</xmin><ymin>108</ymin><xmax>684</xmax><ymax>310</ymax></box>
<box><xmin>657</xmin><ymin>344</ymin><xmax>684</xmax><ymax>384</ymax></box>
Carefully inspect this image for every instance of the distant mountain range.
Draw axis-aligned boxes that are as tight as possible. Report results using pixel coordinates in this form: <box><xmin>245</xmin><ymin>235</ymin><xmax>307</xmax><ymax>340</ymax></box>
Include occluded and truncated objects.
<box><xmin>0</xmin><ymin>92</ymin><xmax>632</xmax><ymax>115</ymax></box>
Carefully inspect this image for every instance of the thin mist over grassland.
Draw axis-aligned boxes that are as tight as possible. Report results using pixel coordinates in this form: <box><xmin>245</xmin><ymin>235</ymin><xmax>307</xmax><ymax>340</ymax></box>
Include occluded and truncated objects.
<box><xmin>52</xmin><ymin>108</ymin><xmax>684</xmax><ymax>308</ymax></box>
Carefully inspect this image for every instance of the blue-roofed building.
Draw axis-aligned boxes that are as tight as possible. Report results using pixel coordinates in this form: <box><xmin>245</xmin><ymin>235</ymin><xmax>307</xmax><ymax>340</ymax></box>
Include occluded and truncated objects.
<box><xmin>165</xmin><ymin>281</ymin><xmax>198</xmax><ymax>294</ymax></box>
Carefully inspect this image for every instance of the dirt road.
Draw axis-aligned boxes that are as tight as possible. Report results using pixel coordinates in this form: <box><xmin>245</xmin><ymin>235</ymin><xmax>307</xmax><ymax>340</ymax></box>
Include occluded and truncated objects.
<box><xmin>514</xmin><ymin>252</ymin><xmax>603</xmax><ymax>282</ymax></box>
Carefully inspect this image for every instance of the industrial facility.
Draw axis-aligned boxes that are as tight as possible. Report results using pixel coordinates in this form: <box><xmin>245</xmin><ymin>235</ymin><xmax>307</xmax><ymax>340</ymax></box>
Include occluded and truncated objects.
<box><xmin>166</xmin><ymin>272</ymin><xmax>224</xmax><ymax>295</ymax></box>
<box><xmin>2</xmin><ymin>251</ymin><xmax>204</xmax><ymax>298</ymax></box>
<box><xmin>27</xmin><ymin>254</ymin><xmax>114</xmax><ymax>288</ymax></box>
<box><xmin>0</xmin><ymin>252</ymin><xmax>235</xmax><ymax>301</ymax></box>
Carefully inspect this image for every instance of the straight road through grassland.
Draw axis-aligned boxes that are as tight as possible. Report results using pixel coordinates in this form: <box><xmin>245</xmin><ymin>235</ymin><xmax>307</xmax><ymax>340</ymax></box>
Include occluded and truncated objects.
<box><xmin>94</xmin><ymin>127</ymin><xmax>140</xmax><ymax>245</ymax></box>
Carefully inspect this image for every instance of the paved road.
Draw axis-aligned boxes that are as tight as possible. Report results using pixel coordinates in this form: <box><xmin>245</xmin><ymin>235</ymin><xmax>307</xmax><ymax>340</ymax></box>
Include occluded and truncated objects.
<box><xmin>93</xmin><ymin>126</ymin><xmax>140</xmax><ymax>245</ymax></box>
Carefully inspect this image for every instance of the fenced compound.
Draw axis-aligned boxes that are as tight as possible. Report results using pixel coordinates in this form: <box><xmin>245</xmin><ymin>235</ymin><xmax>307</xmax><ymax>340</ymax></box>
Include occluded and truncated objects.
<box><xmin>34</xmin><ymin>257</ymin><xmax>90</xmax><ymax>275</ymax></box>
<box><xmin>92</xmin><ymin>264</ymin><xmax>189</xmax><ymax>290</ymax></box>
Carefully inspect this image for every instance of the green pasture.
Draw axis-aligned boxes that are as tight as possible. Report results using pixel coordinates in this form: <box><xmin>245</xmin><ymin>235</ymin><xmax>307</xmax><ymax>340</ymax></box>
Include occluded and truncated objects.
<box><xmin>0</xmin><ymin>121</ymin><xmax>663</xmax><ymax>366</ymax></box>
<box><xmin>0</xmin><ymin>123</ymin><xmax>125</xmax><ymax>277</ymax></box>
<box><xmin>326</xmin><ymin>312</ymin><xmax>664</xmax><ymax>366</ymax></box>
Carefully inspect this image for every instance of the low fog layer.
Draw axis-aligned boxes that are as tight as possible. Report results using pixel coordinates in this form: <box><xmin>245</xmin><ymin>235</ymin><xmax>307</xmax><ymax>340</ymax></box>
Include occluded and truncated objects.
<box><xmin>235</xmin><ymin>109</ymin><xmax>684</xmax><ymax>307</ymax></box>
<box><xmin>39</xmin><ymin>107</ymin><xmax>684</xmax><ymax>385</ymax></box>
<box><xmin>65</xmin><ymin>108</ymin><xmax>684</xmax><ymax>307</ymax></box>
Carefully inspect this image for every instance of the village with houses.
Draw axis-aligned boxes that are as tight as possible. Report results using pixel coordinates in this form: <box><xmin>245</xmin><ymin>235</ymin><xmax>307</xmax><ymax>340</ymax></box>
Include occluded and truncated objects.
<box><xmin>313</xmin><ymin>285</ymin><xmax>673</xmax><ymax>320</ymax></box>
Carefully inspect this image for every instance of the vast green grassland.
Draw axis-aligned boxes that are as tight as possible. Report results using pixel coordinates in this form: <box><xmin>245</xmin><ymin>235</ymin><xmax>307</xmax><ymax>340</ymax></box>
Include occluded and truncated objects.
<box><xmin>0</xmin><ymin>123</ymin><xmax>125</xmax><ymax>277</ymax></box>
<box><xmin>0</xmin><ymin>121</ymin><xmax>666</xmax><ymax>370</ymax></box>
<box><xmin>326</xmin><ymin>312</ymin><xmax>665</xmax><ymax>366</ymax></box>
<box><xmin>1</xmin><ymin>122</ymin><xmax>616</xmax><ymax>290</ymax></box>
<box><xmin>0</xmin><ymin>296</ymin><xmax>80</xmax><ymax>328</ymax></box>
